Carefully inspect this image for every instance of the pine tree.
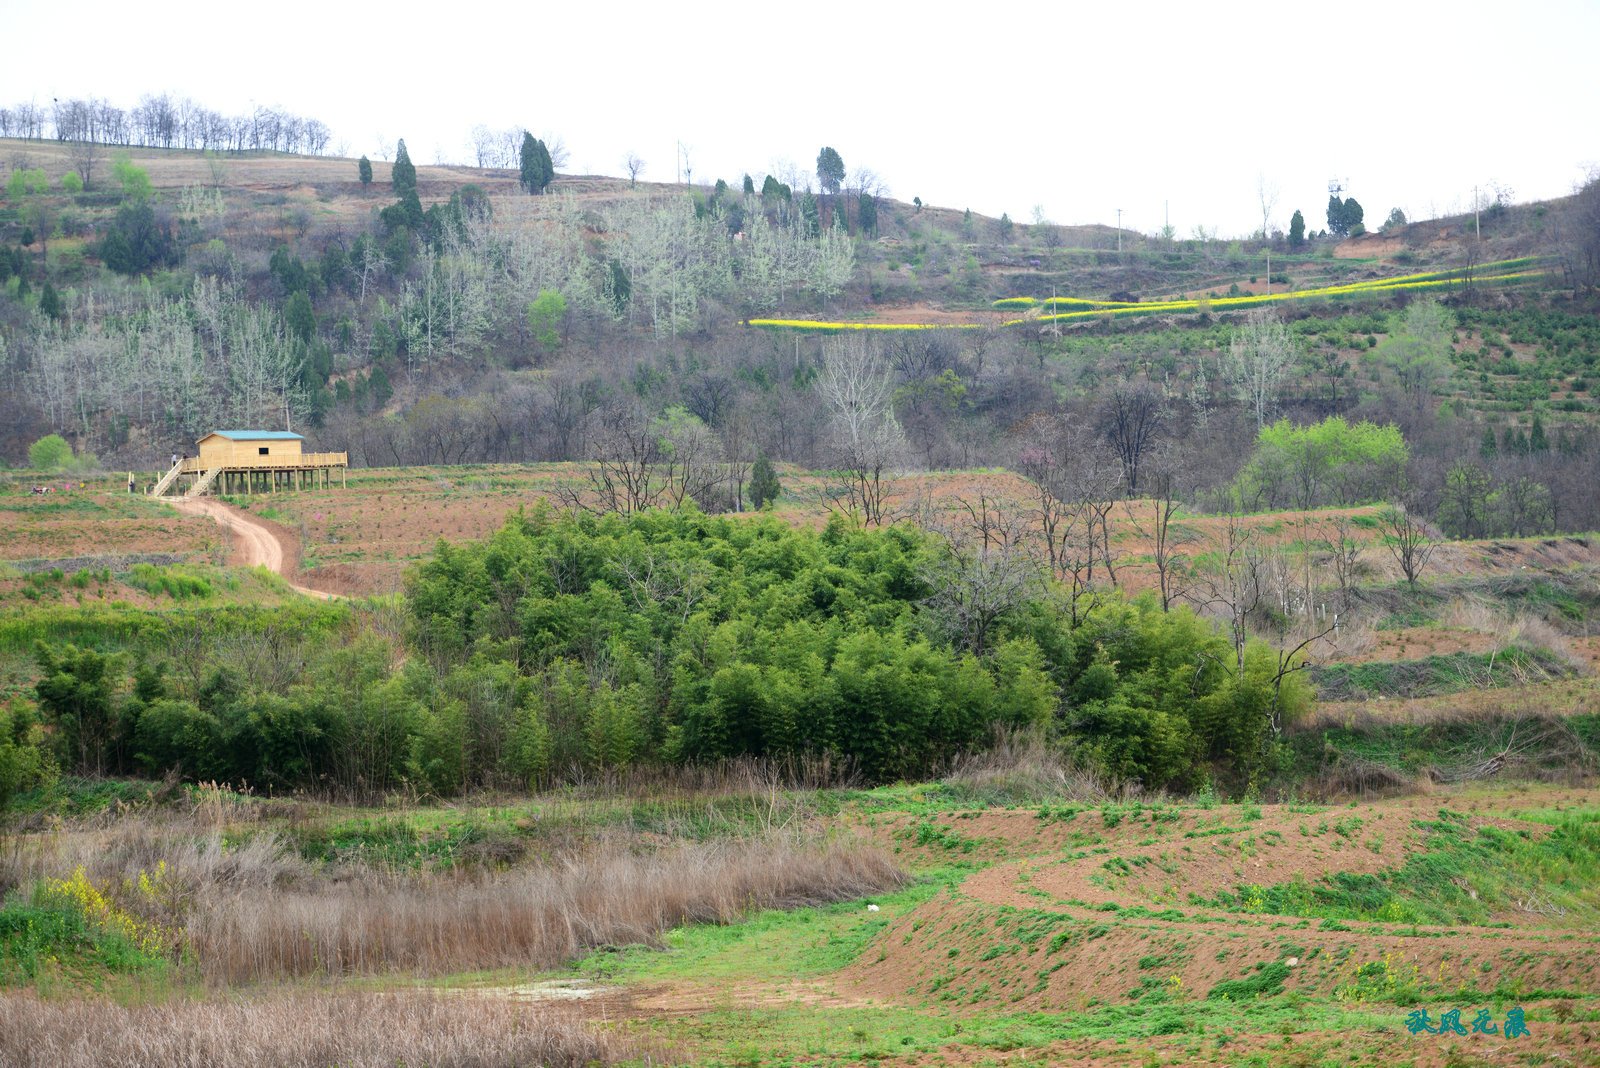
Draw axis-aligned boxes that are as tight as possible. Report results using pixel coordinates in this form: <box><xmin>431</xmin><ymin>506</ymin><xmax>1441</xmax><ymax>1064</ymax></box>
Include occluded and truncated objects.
<box><xmin>39</xmin><ymin>281</ymin><xmax>60</xmax><ymax>320</ymax></box>
<box><xmin>358</xmin><ymin>155</ymin><xmax>373</xmax><ymax>188</ymax></box>
<box><xmin>742</xmin><ymin>174</ymin><xmax>754</xmax><ymax>196</ymax></box>
<box><xmin>1288</xmin><ymin>209</ymin><xmax>1306</xmax><ymax>248</ymax></box>
<box><xmin>749</xmin><ymin>453</ymin><xmax>781</xmax><ymax>509</ymax></box>
<box><xmin>392</xmin><ymin>139</ymin><xmax>416</xmax><ymax>197</ymax></box>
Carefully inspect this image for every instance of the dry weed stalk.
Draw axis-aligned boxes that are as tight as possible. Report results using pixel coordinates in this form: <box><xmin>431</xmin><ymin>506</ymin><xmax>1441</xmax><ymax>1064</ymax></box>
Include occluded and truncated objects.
<box><xmin>0</xmin><ymin>989</ymin><xmax>633</xmax><ymax>1068</ymax></box>
<box><xmin>186</xmin><ymin>834</ymin><xmax>903</xmax><ymax>983</ymax></box>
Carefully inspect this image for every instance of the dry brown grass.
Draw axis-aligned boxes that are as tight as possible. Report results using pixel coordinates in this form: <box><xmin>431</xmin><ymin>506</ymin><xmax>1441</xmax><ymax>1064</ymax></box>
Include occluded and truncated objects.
<box><xmin>1304</xmin><ymin>754</ymin><xmax>1430</xmax><ymax>800</ymax></box>
<box><xmin>186</xmin><ymin>834</ymin><xmax>903</xmax><ymax>984</ymax></box>
<box><xmin>0</xmin><ymin>989</ymin><xmax>636</xmax><ymax>1068</ymax></box>
<box><xmin>3</xmin><ymin>775</ymin><xmax>907</xmax><ymax>988</ymax></box>
<box><xmin>939</xmin><ymin>729</ymin><xmax>1124</xmax><ymax>803</ymax></box>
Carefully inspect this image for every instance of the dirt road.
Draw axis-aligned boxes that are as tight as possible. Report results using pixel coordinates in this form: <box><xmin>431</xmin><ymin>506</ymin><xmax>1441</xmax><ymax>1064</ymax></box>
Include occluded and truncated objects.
<box><xmin>167</xmin><ymin>497</ymin><xmax>338</xmax><ymax>600</ymax></box>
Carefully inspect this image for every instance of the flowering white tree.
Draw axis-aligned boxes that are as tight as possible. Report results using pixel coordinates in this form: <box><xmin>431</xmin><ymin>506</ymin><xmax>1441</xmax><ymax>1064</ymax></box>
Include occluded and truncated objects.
<box><xmin>1223</xmin><ymin>310</ymin><xmax>1297</xmax><ymax>427</ymax></box>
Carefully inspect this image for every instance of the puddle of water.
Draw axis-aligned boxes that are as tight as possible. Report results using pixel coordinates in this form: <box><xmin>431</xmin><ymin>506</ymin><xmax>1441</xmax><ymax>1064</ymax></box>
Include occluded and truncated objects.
<box><xmin>462</xmin><ymin>979</ymin><xmax>613</xmax><ymax>1002</ymax></box>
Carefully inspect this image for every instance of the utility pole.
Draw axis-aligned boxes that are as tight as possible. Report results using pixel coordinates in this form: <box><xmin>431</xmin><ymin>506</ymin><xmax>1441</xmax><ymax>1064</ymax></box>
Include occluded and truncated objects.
<box><xmin>1474</xmin><ymin>185</ymin><xmax>1481</xmax><ymax>240</ymax></box>
<box><xmin>1265</xmin><ymin>249</ymin><xmax>1271</xmax><ymax>297</ymax></box>
<box><xmin>1116</xmin><ymin>208</ymin><xmax>1123</xmax><ymax>253</ymax></box>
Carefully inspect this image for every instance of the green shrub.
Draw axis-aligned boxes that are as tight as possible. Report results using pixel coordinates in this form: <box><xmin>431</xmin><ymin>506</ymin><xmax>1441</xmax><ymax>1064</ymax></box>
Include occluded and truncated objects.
<box><xmin>1208</xmin><ymin>961</ymin><xmax>1290</xmax><ymax>1000</ymax></box>
<box><xmin>125</xmin><ymin>564</ymin><xmax>212</xmax><ymax>601</ymax></box>
<box><xmin>27</xmin><ymin>434</ymin><xmax>72</xmax><ymax>471</ymax></box>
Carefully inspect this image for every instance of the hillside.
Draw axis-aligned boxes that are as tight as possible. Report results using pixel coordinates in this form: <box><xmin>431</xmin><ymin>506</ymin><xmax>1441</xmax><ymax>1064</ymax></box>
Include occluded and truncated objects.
<box><xmin>4</xmin><ymin>136</ymin><xmax>1596</xmax><ymax>547</ymax></box>
<box><xmin>4</xmin><ymin>135</ymin><xmax>1600</xmax><ymax>1067</ymax></box>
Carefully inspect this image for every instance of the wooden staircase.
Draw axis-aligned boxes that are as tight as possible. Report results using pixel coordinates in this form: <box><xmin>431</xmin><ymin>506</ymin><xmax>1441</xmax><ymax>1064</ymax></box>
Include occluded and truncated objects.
<box><xmin>150</xmin><ymin>458</ymin><xmax>184</xmax><ymax>498</ymax></box>
<box><xmin>184</xmin><ymin>468</ymin><xmax>222</xmax><ymax>499</ymax></box>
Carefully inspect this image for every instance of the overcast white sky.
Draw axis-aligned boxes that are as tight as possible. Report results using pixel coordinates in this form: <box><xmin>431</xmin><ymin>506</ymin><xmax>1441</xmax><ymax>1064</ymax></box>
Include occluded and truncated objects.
<box><xmin>3</xmin><ymin>0</ymin><xmax>1595</xmax><ymax>236</ymax></box>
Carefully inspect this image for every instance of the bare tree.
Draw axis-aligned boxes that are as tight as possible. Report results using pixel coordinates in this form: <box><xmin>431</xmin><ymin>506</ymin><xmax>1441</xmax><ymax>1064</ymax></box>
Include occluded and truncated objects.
<box><xmin>1012</xmin><ymin>414</ymin><xmax>1123</xmax><ymax>627</ymax></box>
<box><xmin>557</xmin><ymin>400</ymin><xmax>672</xmax><ymax>515</ymax></box>
<box><xmin>916</xmin><ymin>490</ymin><xmax>1046</xmax><ymax>656</ymax></box>
<box><xmin>816</xmin><ymin>335</ymin><xmax>904</xmax><ymax>527</ymax></box>
<box><xmin>610</xmin><ymin>544</ymin><xmax>708</xmax><ymax>624</ymax></box>
<box><xmin>1192</xmin><ymin>517</ymin><xmax>1268</xmax><ymax>682</ymax></box>
<box><xmin>1557</xmin><ymin>168</ymin><xmax>1600</xmax><ymax>293</ymax></box>
<box><xmin>1322</xmin><ymin>515</ymin><xmax>1365</xmax><ymax>598</ymax></box>
<box><xmin>469</xmin><ymin>125</ymin><xmax>494</xmax><ymax>168</ymax></box>
<box><xmin>1096</xmin><ymin>379</ymin><xmax>1167</xmax><ymax>496</ymax></box>
<box><xmin>65</xmin><ymin>137</ymin><xmax>100</xmax><ymax>188</ymax></box>
<box><xmin>657</xmin><ymin>407</ymin><xmax>727</xmax><ymax>511</ymax></box>
<box><xmin>1256</xmin><ymin>172</ymin><xmax>1280</xmax><ymax>239</ymax></box>
<box><xmin>1128</xmin><ymin>455</ymin><xmax>1195</xmax><ymax>611</ymax></box>
<box><xmin>541</xmin><ymin>133</ymin><xmax>570</xmax><ymax>171</ymax></box>
<box><xmin>623</xmin><ymin>151</ymin><xmax>645</xmax><ymax>188</ymax></box>
<box><xmin>1380</xmin><ymin>505</ymin><xmax>1435</xmax><ymax>588</ymax></box>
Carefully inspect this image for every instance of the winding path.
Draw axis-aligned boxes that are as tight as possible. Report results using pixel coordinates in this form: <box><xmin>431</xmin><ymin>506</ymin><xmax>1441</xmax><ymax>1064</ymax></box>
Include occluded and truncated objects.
<box><xmin>167</xmin><ymin>497</ymin><xmax>338</xmax><ymax>600</ymax></box>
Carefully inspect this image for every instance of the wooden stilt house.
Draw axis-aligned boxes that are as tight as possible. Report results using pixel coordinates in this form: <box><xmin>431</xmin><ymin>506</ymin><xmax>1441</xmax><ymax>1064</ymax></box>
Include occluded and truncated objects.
<box><xmin>151</xmin><ymin>430</ymin><xmax>347</xmax><ymax>498</ymax></box>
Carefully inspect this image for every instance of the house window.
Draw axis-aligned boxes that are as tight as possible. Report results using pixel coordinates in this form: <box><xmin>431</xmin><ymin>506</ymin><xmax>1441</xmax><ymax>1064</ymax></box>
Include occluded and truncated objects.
<box><xmin>259</xmin><ymin>447</ymin><xmax>269</xmax><ymax>455</ymax></box>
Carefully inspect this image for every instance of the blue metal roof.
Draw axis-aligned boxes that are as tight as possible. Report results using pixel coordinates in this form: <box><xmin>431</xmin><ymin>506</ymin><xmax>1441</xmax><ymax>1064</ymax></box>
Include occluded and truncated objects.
<box><xmin>204</xmin><ymin>430</ymin><xmax>305</xmax><ymax>441</ymax></box>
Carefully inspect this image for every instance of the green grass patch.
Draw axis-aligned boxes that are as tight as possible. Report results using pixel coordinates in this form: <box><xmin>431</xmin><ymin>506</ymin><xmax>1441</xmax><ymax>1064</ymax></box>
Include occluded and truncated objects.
<box><xmin>1311</xmin><ymin>646</ymin><xmax>1572</xmax><ymax>701</ymax></box>
<box><xmin>1208</xmin><ymin>961</ymin><xmax>1291</xmax><ymax>1001</ymax></box>
<box><xmin>1197</xmin><ymin>810</ymin><xmax>1600</xmax><ymax>928</ymax></box>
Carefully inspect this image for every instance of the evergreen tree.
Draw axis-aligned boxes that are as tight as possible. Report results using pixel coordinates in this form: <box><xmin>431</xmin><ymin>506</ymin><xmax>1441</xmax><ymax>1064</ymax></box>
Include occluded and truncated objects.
<box><xmin>519</xmin><ymin>132</ymin><xmax>543</xmax><ymax>194</ymax></box>
<box><xmin>1530</xmin><ymin>415</ymin><xmax>1550</xmax><ymax>453</ymax></box>
<box><xmin>749</xmin><ymin>453</ymin><xmax>781</xmax><ymax>509</ymax></box>
<box><xmin>797</xmin><ymin>191</ymin><xmax>820</xmax><ymax>238</ymax></box>
<box><xmin>1327</xmin><ymin>196</ymin><xmax>1364</xmax><ymax>237</ymax></box>
<box><xmin>815</xmin><ymin>146</ymin><xmax>845</xmax><ymax>197</ymax></box>
<box><xmin>285</xmin><ymin>291</ymin><xmax>315</xmax><ymax>342</ymax></box>
<box><xmin>858</xmin><ymin>192</ymin><xmax>877</xmax><ymax>236</ymax></box>
<box><xmin>1342</xmin><ymin>198</ymin><xmax>1365</xmax><ymax>235</ymax></box>
<box><xmin>39</xmin><ymin>281</ymin><xmax>61</xmax><ymax>320</ymax></box>
<box><xmin>1479</xmin><ymin>426</ymin><xmax>1498</xmax><ymax>460</ymax></box>
<box><xmin>391</xmin><ymin>139</ymin><xmax>416</xmax><ymax>197</ymax></box>
<box><xmin>605</xmin><ymin>260</ymin><xmax>631</xmax><ymax>317</ymax></box>
<box><xmin>536</xmin><ymin>139</ymin><xmax>554</xmax><ymax>193</ymax></box>
<box><xmin>742</xmin><ymin>174</ymin><xmax>754</xmax><ymax>196</ymax></box>
<box><xmin>358</xmin><ymin>155</ymin><xmax>373</xmax><ymax>188</ymax></box>
<box><xmin>1288</xmin><ymin>209</ymin><xmax>1306</xmax><ymax>248</ymax></box>
<box><xmin>367</xmin><ymin>364</ymin><xmax>393</xmax><ymax>409</ymax></box>
<box><xmin>1327</xmin><ymin>195</ymin><xmax>1346</xmax><ymax>236</ymax></box>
